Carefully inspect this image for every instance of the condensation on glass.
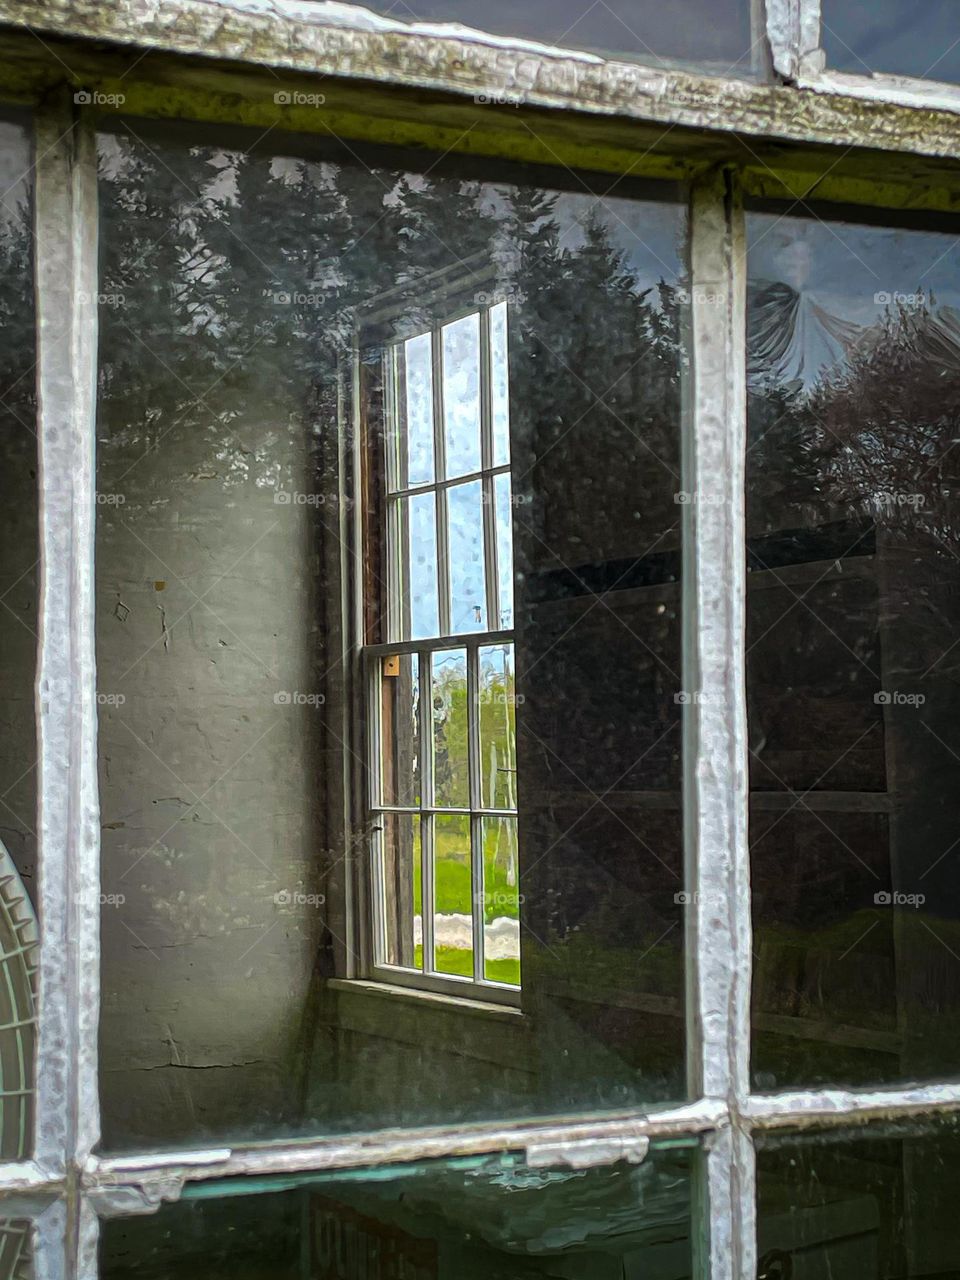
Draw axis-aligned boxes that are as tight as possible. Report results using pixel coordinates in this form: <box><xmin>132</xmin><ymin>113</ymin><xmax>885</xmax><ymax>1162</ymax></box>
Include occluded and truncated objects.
<box><xmin>0</xmin><ymin>116</ymin><xmax>39</xmax><ymax>1163</ymax></box>
<box><xmin>94</xmin><ymin>121</ymin><xmax>688</xmax><ymax>1150</ymax></box>
<box><xmin>356</xmin><ymin>0</ymin><xmax>759</xmax><ymax>76</ymax></box>
<box><xmin>747</xmin><ymin>205</ymin><xmax>960</xmax><ymax>1091</ymax></box>
<box><xmin>756</xmin><ymin>1115</ymin><xmax>960</xmax><ymax>1276</ymax></box>
<box><xmin>99</xmin><ymin>1148</ymin><xmax>693</xmax><ymax>1280</ymax></box>
<box><xmin>821</xmin><ymin>0</ymin><xmax>960</xmax><ymax>85</ymax></box>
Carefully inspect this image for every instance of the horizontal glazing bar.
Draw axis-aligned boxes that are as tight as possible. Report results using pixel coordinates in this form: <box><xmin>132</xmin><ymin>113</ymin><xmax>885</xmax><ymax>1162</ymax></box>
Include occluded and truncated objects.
<box><xmin>365</xmin><ymin>632</ymin><xmax>513</xmax><ymax>659</ymax></box>
<box><xmin>0</xmin><ymin>1163</ymin><xmax>62</xmax><ymax>1196</ymax></box>
<box><xmin>387</xmin><ymin>464</ymin><xmax>511</xmax><ymax>500</ymax></box>
<box><xmin>745</xmin><ymin>1084</ymin><xmax>960</xmax><ymax>1130</ymax></box>
<box><xmin>86</xmin><ymin>1099</ymin><xmax>728</xmax><ymax>1210</ymax></box>
<box><xmin>372</xmin><ymin>807</ymin><xmax>517</xmax><ymax>819</ymax></box>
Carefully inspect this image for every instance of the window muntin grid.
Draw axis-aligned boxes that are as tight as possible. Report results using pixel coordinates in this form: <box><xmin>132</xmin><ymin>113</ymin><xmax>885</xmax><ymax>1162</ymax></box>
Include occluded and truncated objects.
<box><xmin>6</xmin><ymin>3</ymin><xmax>960</xmax><ymax>1277</ymax></box>
<box><xmin>369</xmin><ymin>305</ymin><xmax>520</xmax><ymax>999</ymax></box>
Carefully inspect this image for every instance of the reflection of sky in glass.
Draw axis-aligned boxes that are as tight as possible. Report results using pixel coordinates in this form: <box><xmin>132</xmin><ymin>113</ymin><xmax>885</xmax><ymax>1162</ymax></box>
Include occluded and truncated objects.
<box><xmin>490</xmin><ymin>302</ymin><xmax>510</xmax><ymax>467</ymax></box>
<box><xmin>402</xmin><ymin>332</ymin><xmax>434</xmax><ymax>488</ymax></box>
<box><xmin>749</xmin><ymin>213</ymin><xmax>960</xmax><ymax>388</ymax></box>
<box><xmin>494</xmin><ymin>472</ymin><xmax>514</xmax><ymax>628</ymax></box>
<box><xmin>448</xmin><ymin>480</ymin><xmax>486</xmax><ymax>632</ymax></box>
<box><xmin>823</xmin><ymin>0</ymin><xmax>960</xmax><ymax>82</ymax></box>
<box><xmin>404</xmin><ymin>492</ymin><xmax>439</xmax><ymax>639</ymax></box>
<box><xmin>442</xmin><ymin>313</ymin><xmax>482</xmax><ymax>478</ymax></box>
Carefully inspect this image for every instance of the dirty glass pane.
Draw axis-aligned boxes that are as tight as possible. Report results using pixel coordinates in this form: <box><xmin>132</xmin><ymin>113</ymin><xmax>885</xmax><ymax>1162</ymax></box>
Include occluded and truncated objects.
<box><xmin>494</xmin><ymin>472</ymin><xmax>514</xmax><ymax>628</ymax></box>
<box><xmin>96</xmin><ymin>123</ymin><xmax>687</xmax><ymax>1149</ymax></box>
<box><xmin>490</xmin><ymin>301</ymin><xmax>510</xmax><ymax>468</ymax></box>
<box><xmin>397</xmin><ymin>491</ymin><xmax>440</xmax><ymax>641</ymax></box>
<box><xmin>395</xmin><ymin>332</ymin><xmax>435</xmax><ymax>489</ymax></box>
<box><xmin>482</xmin><ymin>816</ymin><xmax>520</xmax><ymax>984</ymax></box>
<box><xmin>442</xmin><ymin>312</ymin><xmax>482</xmax><ymax>480</ymax></box>
<box><xmin>101</xmin><ymin>1150</ymin><xmax>694</xmax><ymax>1280</ymax></box>
<box><xmin>447</xmin><ymin>480</ymin><xmax>487</xmax><ymax>632</ymax></box>
<box><xmin>748</xmin><ymin>207</ymin><xmax>960</xmax><ymax>1091</ymax></box>
<box><xmin>381</xmin><ymin>654</ymin><xmax>420</xmax><ymax>808</ymax></box>
<box><xmin>757</xmin><ymin>1116</ymin><xmax>960</xmax><ymax>1277</ymax></box>
<box><xmin>381</xmin><ymin>812</ymin><xmax>422</xmax><ymax>970</ymax></box>
<box><xmin>355</xmin><ymin>0</ymin><xmax>757</xmax><ymax>76</ymax></box>
<box><xmin>432</xmin><ymin>649</ymin><xmax>469</xmax><ymax>809</ymax></box>
<box><xmin>433</xmin><ymin>813</ymin><xmax>474</xmax><ymax>977</ymax></box>
<box><xmin>0</xmin><ymin>117</ymin><xmax>39</xmax><ymax>1163</ymax></box>
<box><xmin>823</xmin><ymin>0</ymin><xmax>960</xmax><ymax>84</ymax></box>
<box><xmin>479</xmin><ymin>644</ymin><xmax>517</xmax><ymax>811</ymax></box>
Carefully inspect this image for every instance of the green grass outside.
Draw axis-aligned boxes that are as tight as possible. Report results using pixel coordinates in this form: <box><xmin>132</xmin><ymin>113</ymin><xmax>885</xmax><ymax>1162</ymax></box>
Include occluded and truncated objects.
<box><xmin>412</xmin><ymin>818</ymin><xmax>520</xmax><ymax>923</ymax></box>
<box><xmin>414</xmin><ymin>944</ymin><xmax>520</xmax><ymax>987</ymax></box>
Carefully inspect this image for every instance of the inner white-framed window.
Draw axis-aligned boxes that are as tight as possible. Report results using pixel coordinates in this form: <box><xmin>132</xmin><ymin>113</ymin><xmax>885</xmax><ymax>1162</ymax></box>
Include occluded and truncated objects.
<box><xmin>362</xmin><ymin>293</ymin><xmax>521</xmax><ymax>1002</ymax></box>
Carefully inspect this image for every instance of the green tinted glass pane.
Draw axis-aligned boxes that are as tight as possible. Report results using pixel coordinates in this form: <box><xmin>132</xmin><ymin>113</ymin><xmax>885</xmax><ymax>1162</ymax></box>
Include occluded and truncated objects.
<box><xmin>757</xmin><ymin>1117</ymin><xmax>960</xmax><ymax>1277</ymax></box>
<box><xmin>748</xmin><ymin>207</ymin><xmax>960</xmax><ymax>1091</ymax></box>
<box><xmin>823</xmin><ymin>0</ymin><xmax>960</xmax><ymax>84</ymax></box>
<box><xmin>96</xmin><ymin>124</ymin><xmax>687</xmax><ymax>1149</ymax></box>
<box><xmin>101</xmin><ymin>1151</ymin><xmax>693</xmax><ymax>1280</ymax></box>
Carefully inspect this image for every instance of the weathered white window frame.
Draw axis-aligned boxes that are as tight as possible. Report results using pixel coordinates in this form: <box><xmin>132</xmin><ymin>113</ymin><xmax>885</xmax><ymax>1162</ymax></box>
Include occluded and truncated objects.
<box><xmin>1</xmin><ymin>1</ymin><xmax>960</xmax><ymax>1277</ymax></box>
<box><xmin>767</xmin><ymin>0</ymin><xmax>960</xmax><ymax>113</ymax></box>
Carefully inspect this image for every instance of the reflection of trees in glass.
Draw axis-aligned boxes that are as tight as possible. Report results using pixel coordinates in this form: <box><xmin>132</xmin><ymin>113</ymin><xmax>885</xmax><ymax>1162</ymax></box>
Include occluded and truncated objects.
<box><xmin>749</xmin><ymin>289</ymin><xmax>960</xmax><ymax>675</ymax></box>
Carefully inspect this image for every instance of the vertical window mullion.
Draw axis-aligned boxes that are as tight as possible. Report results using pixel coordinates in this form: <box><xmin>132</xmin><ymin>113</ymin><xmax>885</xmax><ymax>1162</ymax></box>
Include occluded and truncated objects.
<box><xmin>764</xmin><ymin>0</ymin><xmax>822</xmax><ymax>79</ymax></box>
<box><xmin>33</xmin><ymin>96</ymin><xmax>101</xmax><ymax>1184</ymax></box>
<box><xmin>683</xmin><ymin>169</ymin><xmax>753</xmax><ymax>1280</ymax></box>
